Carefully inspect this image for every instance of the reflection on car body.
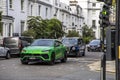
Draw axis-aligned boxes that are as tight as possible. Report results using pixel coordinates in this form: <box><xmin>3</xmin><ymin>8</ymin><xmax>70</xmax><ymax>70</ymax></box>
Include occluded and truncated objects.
<box><xmin>20</xmin><ymin>39</ymin><xmax>67</xmax><ymax>65</ymax></box>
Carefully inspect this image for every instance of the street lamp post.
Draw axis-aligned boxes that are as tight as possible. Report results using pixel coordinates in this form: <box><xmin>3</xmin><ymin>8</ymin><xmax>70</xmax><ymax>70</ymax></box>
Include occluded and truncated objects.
<box><xmin>116</xmin><ymin>0</ymin><xmax>120</xmax><ymax>80</ymax></box>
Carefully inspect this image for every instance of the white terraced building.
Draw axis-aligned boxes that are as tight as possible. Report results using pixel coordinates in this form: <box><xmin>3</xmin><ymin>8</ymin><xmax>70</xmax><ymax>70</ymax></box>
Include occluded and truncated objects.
<box><xmin>0</xmin><ymin>0</ymin><xmax>84</xmax><ymax>37</ymax></box>
<box><xmin>77</xmin><ymin>0</ymin><xmax>103</xmax><ymax>39</ymax></box>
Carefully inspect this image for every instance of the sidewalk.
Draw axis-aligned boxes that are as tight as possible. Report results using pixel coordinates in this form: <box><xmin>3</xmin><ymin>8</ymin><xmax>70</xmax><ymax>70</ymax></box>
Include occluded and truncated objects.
<box><xmin>87</xmin><ymin>60</ymin><xmax>115</xmax><ymax>73</ymax></box>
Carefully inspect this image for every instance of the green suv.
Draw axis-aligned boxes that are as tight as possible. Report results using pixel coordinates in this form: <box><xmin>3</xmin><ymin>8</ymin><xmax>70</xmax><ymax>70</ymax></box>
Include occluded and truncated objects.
<box><xmin>20</xmin><ymin>39</ymin><xmax>67</xmax><ymax>65</ymax></box>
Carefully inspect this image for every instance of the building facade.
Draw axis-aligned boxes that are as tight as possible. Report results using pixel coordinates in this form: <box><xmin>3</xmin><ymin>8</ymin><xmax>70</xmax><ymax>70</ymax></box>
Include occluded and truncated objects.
<box><xmin>0</xmin><ymin>0</ymin><xmax>84</xmax><ymax>37</ymax></box>
<box><xmin>78</xmin><ymin>0</ymin><xmax>103</xmax><ymax>39</ymax></box>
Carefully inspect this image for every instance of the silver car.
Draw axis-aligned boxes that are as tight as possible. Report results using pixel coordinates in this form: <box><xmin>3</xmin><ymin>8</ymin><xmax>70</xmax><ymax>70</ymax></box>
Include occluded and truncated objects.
<box><xmin>0</xmin><ymin>44</ymin><xmax>11</xmax><ymax>59</ymax></box>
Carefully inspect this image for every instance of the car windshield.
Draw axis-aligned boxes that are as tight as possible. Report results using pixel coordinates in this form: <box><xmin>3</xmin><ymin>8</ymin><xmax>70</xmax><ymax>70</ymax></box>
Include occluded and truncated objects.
<box><xmin>31</xmin><ymin>39</ymin><xmax>54</xmax><ymax>46</ymax></box>
<box><xmin>89</xmin><ymin>40</ymin><xmax>100</xmax><ymax>45</ymax></box>
<box><xmin>62</xmin><ymin>38</ymin><xmax>77</xmax><ymax>45</ymax></box>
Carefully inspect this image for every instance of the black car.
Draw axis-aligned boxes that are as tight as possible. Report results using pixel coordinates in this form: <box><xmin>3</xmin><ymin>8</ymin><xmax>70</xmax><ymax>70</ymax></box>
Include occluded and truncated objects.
<box><xmin>87</xmin><ymin>39</ymin><xmax>102</xmax><ymax>52</ymax></box>
<box><xmin>3</xmin><ymin>36</ymin><xmax>34</xmax><ymax>55</ymax></box>
<box><xmin>62</xmin><ymin>37</ymin><xmax>86</xmax><ymax>57</ymax></box>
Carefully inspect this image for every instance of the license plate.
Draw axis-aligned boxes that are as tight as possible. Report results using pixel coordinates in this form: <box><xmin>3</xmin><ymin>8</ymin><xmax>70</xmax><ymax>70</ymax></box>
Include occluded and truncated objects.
<box><xmin>29</xmin><ymin>57</ymin><xmax>36</xmax><ymax>59</ymax></box>
<box><xmin>91</xmin><ymin>46</ymin><xmax>95</xmax><ymax>49</ymax></box>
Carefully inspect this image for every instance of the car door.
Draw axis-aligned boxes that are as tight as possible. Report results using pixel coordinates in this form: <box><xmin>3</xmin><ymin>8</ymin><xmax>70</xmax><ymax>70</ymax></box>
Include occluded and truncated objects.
<box><xmin>54</xmin><ymin>41</ymin><xmax>62</xmax><ymax>59</ymax></box>
<box><xmin>0</xmin><ymin>45</ymin><xmax>5</xmax><ymax>56</ymax></box>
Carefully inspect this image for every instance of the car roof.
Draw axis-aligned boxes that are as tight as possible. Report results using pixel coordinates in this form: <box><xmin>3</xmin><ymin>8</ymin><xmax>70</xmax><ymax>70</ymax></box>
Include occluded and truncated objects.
<box><xmin>91</xmin><ymin>39</ymin><xmax>100</xmax><ymax>41</ymax></box>
<box><xmin>35</xmin><ymin>39</ymin><xmax>58</xmax><ymax>41</ymax></box>
<box><xmin>3</xmin><ymin>36</ymin><xmax>33</xmax><ymax>39</ymax></box>
<box><xmin>62</xmin><ymin>37</ymin><xmax>82</xmax><ymax>39</ymax></box>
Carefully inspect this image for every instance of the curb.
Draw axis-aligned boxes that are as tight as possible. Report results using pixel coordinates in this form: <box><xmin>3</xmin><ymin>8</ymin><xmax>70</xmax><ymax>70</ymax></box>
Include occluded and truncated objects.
<box><xmin>87</xmin><ymin>61</ymin><xmax>115</xmax><ymax>73</ymax></box>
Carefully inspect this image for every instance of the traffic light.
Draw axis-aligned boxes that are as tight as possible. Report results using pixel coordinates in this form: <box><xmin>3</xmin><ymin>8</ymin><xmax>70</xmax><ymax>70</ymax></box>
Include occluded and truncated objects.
<box><xmin>97</xmin><ymin>0</ymin><xmax>104</xmax><ymax>2</ymax></box>
<box><xmin>97</xmin><ymin>0</ymin><xmax>112</xmax><ymax>5</ymax></box>
<box><xmin>99</xmin><ymin>4</ymin><xmax>110</xmax><ymax>27</ymax></box>
<box><xmin>0</xmin><ymin>12</ymin><xmax>2</xmax><ymax>21</ymax></box>
<box><xmin>104</xmin><ymin>0</ymin><xmax>112</xmax><ymax>5</ymax></box>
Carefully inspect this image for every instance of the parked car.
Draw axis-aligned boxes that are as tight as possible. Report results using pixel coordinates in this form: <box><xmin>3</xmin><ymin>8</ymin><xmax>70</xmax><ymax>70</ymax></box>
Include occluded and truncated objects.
<box><xmin>62</xmin><ymin>37</ymin><xmax>86</xmax><ymax>57</ymax></box>
<box><xmin>3</xmin><ymin>36</ymin><xmax>33</xmax><ymax>55</ymax></box>
<box><xmin>20</xmin><ymin>39</ymin><xmax>67</xmax><ymax>65</ymax></box>
<box><xmin>0</xmin><ymin>44</ymin><xmax>11</xmax><ymax>59</ymax></box>
<box><xmin>87</xmin><ymin>39</ymin><xmax>102</xmax><ymax>52</ymax></box>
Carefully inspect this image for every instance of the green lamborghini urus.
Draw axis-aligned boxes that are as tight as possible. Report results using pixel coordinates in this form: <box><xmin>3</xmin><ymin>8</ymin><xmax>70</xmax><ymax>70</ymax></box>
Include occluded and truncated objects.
<box><xmin>20</xmin><ymin>39</ymin><xmax>67</xmax><ymax>65</ymax></box>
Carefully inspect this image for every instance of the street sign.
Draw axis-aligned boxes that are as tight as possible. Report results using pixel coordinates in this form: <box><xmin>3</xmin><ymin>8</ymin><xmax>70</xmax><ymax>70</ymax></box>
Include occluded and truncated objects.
<box><xmin>119</xmin><ymin>46</ymin><xmax>120</xmax><ymax>59</ymax></box>
<box><xmin>69</xmin><ymin>0</ymin><xmax>78</xmax><ymax>6</ymax></box>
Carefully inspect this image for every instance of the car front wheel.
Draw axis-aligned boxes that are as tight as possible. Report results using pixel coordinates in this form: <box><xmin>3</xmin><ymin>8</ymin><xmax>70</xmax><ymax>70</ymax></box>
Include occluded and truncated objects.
<box><xmin>21</xmin><ymin>60</ymin><xmax>28</xmax><ymax>64</ymax></box>
<box><xmin>61</xmin><ymin>52</ymin><xmax>67</xmax><ymax>63</ymax></box>
<box><xmin>5</xmin><ymin>52</ymin><xmax>11</xmax><ymax>59</ymax></box>
<box><xmin>49</xmin><ymin>53</ymin><xmax>55</xmax><ymax>65</ymax></box>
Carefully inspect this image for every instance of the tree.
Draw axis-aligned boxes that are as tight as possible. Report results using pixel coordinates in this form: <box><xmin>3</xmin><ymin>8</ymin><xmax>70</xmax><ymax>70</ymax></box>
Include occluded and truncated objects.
<box><xmin>27</xmin><ymin>16</ymin><xmax>47</xmax><ymax>38</ymax></box>
<box><xmin>46</xmin><ymin>18</ymin><xmax>65</xmax><ymax>39</ymax></box>
<box><xmin>82</xmin><ymin>24</ymin><xmax>95</xmax><ymax>43</ymax></box>
<box><xmin>26</xmin><ymin>17</ymin><xmax>65</xmax><ymax>39</ymax></box>
<box><xmin>21</xmin><ymin>29</ymin><xmax>36</xmax><ymax>38</ymax></box>
<box><xmin>66</xmin><ymin>30</ymin><xmax>80</xmax><ymax>37</ymax></box>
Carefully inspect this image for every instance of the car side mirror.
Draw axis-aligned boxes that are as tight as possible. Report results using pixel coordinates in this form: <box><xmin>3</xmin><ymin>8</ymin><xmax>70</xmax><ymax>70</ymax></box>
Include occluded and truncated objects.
<box><xmin>54</xmin><ymin>44</ymin><xmax>59</xmax><ymax>47</ymax></box>
<box><xmin>26</xmin><ymin>43</ymin><xmax>30</xmax><ymax>47</ymax></box>
<box><xmin>0</xmin><ymin>44</ymin><xmax>4</xmax><ymax>47</ymax></box>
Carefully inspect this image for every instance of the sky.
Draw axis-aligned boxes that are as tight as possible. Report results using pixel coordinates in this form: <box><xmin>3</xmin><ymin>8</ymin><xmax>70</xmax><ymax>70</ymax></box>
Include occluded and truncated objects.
<box><xmin>60</xmin><ymin>0</ymin><xmax>69</xmax><ymax>5</ymax></box>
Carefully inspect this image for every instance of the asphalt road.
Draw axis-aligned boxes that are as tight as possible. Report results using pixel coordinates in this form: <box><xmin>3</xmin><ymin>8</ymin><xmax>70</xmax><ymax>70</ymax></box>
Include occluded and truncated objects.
<box><xmin>0</xmin><ymin>51</ymin><xmax>115</xmax><ymax>80</ymax></box>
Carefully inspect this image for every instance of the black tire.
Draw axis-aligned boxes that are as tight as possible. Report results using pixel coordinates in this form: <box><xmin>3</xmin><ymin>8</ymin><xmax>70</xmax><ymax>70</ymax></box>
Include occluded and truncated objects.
<box><xmin>82</xmin><ymin>52</ymin><xmax>85</xmax><ymax>56</ymax></box>
<box><xmin>21</xmin><ymin>60</ymin><xmax>28</xmax><ymax>64</ymax></box>
<box><xmin>49</xmin><ymin>53</ymin><xmax>55</xmax><ymax>65</ymax></box>
<box><xmin>82</xmin><ymin>50</ymin><xmax>85</xmax><ymax>56</ymax></box>
<box><xmin>5</xmin><ymin>52</ymin><xmax>11</xmax><ymax>59</ymax></box>
<box><xmin>61</xmin><ymin>52</ymin><xmax>67</xmax><ymax>63</ymax></box>
<box><xmin>76</xmin><ymin>51</ymin><xmax>82</xmax><ymax>57</ymax></box>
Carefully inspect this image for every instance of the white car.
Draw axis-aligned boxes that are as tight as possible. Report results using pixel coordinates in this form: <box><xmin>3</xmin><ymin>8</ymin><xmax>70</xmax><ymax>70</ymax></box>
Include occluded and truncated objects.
<box><xmin>0</xmin><ymin>44</ymin><xmax>11</xmax><ymax>59</ymax></box>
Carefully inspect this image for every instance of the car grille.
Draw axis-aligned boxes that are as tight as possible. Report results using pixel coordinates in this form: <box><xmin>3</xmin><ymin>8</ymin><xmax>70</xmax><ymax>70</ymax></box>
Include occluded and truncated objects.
<box><xmin>21</xmin><ymin>54</ymin><xmax>49</xmax><ymax>59</ymax></box>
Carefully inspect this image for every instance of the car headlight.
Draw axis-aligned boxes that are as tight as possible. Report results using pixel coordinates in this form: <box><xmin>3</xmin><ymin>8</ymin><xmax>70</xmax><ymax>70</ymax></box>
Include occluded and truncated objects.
<box><xmin>42</xmin><ymin>50</ymin><xmax>50</xmax><ymax>52</ymax></box>
<box><xmin>87</xmin><ymin>45</ymin><xmax>90</xmax><ymax>47</ymax></box>
<box><xmin>72</xmin><ymin>47</ymin><xmax>76</xmax><ymax>50</ymax></box>
<box><xmin>97</xmin><ymin>45</ymin><xmax>100</xmax><ymax>47</ymax></box>
<box><xmin>21</xmin><ymin>50</ymin><xmax>26</xmax><ymax>53</ymax></box>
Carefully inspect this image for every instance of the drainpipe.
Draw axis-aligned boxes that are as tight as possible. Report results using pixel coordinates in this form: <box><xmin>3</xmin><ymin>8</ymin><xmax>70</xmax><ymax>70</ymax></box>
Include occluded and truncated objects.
<box><xmin>6</xmin><ymin>0</ymin><xmax>8</xmax><ymax>16</ymax></box>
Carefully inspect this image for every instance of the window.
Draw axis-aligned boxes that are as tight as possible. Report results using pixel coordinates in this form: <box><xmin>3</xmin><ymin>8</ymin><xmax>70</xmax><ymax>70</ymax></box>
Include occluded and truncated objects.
<box><xmin>92</xmin><ymin>20</ymin><xmax>96</xmax><ymax>28</ymax></box>
<box><xmin>55</xmin><ymin>0</ymin><xmax>58</xmax><ymax>6</ymax></box>
<box><xmin>31</xmin><ymin>5</ymin><xmax>33</xmax><ymax>16</ymax></box>
<box><xmin>72</xmin><ymin>22</ymin><xmax>74</xmax><ymax>26</ymax></box>
<box><xmin>62</xmin><ymin>14</ymin><xmax>64</xmax><ymax>22</ymax></box>
<box><xmin>21</xmin><ymin>21</ymin><xmax>25</xmax><ymax>34</ymax></box>
<box><xmin>9</xmin><ymin>0</ymin><xmax>13</xmax><ymax>9</ymax></box>
<box><xmin>38</xmin><ymin>5</ymin><xmax>41</xmax><ymax>16</ymax></box>
<box><xmin>0</xmin><ymin>0</ymin><xmax>3</xmax><ymax>8</ymax></box>
<box><xmin>92</xmin><ymin>10</ymin><xmax>96</xmax><ymax>15</ymax></box>
<box><xmin>46</xmin><ymin>8</ymin><xmax>48</xmax><ymax>17</ymax></box>
<box><xmin>8</xmin><ymin>23</ymin><xmax>12</xmax><ymax>36</ymax></box>
<box><xmin>21</xmin><ymin>0</ymin><xmax>24</xmax><ymax>11</ymax></box>
<box><xmin>92</xmin><ymin>3</ymin><xmax>96</xmax><ymax>7</ymax></box>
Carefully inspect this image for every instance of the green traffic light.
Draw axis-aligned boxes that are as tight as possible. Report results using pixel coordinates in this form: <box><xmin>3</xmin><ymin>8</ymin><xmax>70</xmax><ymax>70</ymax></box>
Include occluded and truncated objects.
<box><xmin>102</xmin><ymin>10</ymin><xmax>107</xmax><ymax>15</ymax></box>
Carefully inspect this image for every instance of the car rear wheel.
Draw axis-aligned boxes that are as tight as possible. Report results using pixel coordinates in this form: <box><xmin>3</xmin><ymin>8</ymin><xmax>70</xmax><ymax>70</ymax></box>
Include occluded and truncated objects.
<box><xmin>82</xmin><ymin>52</ymin><xmax>85</xmax><ymax>56</ymax></box>
<box><xmin>21</xmin><ymin>60</ymin><xmax>28</xmax><ymax>64</ymax></box>
<box><xmin>61</xmin><ymin>52</ymin><xmax>67</xmax><ymax>63</ymax></box>
<box><xmin>5</xmin><ymin>52</ymin><xmax>11</xmax><ymax>59</ymax></box>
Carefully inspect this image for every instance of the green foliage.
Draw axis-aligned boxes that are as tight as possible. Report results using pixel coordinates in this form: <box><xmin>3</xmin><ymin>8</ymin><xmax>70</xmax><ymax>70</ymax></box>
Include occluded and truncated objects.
<box><xmin>26</xmin><ymin>17</ymin><xmax>65</xmax><ymax>39</ymax></box>
<box><xmin>82</xmin><ymin>24</ymin><xmax>95</xmax><ymax>43</ymax></box>
<box><xmin>21</xmin><ymin>29</ymin><xmax>36</xmax><ymax>38</ymax></box>
<box><xmin>47</xmin><ymin>18</ymin><xmax>65</xmax><ymax>39</ymax></box>
<box><xmin>66</xmin><ymin>30</ymin><xmax>80</xmax><ymax>37</ymax></box>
